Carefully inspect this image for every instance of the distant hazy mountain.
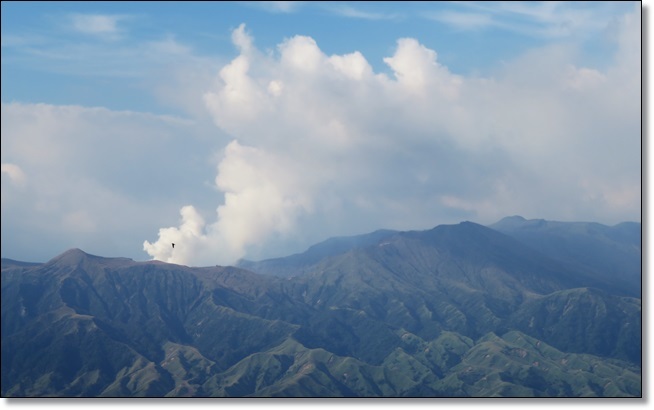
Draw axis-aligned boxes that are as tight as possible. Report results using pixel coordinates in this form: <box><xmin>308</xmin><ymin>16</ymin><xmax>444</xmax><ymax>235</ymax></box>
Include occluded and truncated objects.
<box><xmin>1</xmin><ymin>219</ymin><xmax>641</xmax><ymax>397</ymax></box>
<box><xmin>237</xmin><ymin>229</ymin><xmax>398</xmax><ymax>277</ymax></box>
<box><xmin>490</xmin><ymin>216</ymin><xmax>641</xmax><ymax>296</ymax></box>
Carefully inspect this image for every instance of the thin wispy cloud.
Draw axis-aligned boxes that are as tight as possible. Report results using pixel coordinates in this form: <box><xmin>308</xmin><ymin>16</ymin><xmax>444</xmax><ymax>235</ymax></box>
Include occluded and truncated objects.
<box><xmin>68</xmin><ymin>13</ymin><xmax>128</xmax><ymax>40</ymax></box>
<box><xmin>2</xmin><ymin>28</ymin><xmax>209</xmax><ymax>79</ymax></box>
<box><xmin>427</xmin><ymin>1</ymin><xmax>630</xmax><ymax>38</ymax></box>
<box><xmin>424</xmin><ymin>10</ymin><xmax>494</xmax><ymax>30</ymax></box>
<box><xmin>251</xmin><ymin>1</ymin><xmax>401</xmax><ymax>20</ymax></box>
<box><xmin>0</xmin><ymin>34</ymin><xmax>49</xmax><ymax>49</ymax></box>
<box><xmin>328</xmin><ymin>4</ymin><xmax>401</xmax><ymax>20</ymax></box>
<box><xmin>145</xmin><ymin>34</ymin><xmax>193</xmax><ymax>57</ymax></box>
<box><xmin>256</xmin><ymin>1</ymin><xmax>304</xmax><ymax>13</ymax></box>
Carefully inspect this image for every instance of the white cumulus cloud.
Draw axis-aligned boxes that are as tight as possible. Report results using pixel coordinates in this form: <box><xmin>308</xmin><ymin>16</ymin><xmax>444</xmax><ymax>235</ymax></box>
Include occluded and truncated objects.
<box><xmin>1</xmin><ymin>102</ymin><xmax>214</xmax><ymax>262</ymax></box>
<box><xmin>1</xmin><ymin>163</ymin><xmax>27</xmax><ymax>187</ymax></box>
<box><xmin>143</xmin><ymin>12</ymin><xmax>640</xmax><ymax>266</ymax></box>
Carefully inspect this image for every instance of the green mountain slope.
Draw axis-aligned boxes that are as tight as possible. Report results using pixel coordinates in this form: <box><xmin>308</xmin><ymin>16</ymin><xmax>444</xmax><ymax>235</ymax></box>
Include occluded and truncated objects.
<box><xmin>1</xmin><ymin>219</ymin><xmax>642</xmax><ymax>397</ymax></box>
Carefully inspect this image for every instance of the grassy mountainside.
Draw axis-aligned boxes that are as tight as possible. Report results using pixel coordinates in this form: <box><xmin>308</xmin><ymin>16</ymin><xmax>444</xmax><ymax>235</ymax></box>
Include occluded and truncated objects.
<box><xmin>1</xmin><ymin>220</ymin><xmax>642</xmax><ymax>397</ymax></box>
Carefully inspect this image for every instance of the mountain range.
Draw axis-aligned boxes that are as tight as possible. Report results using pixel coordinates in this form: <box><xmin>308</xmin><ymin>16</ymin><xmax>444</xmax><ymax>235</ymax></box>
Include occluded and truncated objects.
<box><xmin>1</xmin><ymin>217</ymin><xmax>642</xmax><ymax>397</ymax></box>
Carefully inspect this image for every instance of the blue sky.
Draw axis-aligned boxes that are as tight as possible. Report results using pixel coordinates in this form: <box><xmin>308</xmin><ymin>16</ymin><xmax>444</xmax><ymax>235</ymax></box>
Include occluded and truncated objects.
<box><xmin>2</xmin><ymin>1</ymin><xmax>633</xmax><ymax>113</ymax></box>
<box><xmin>1</xmin><ymin>1</ymin><xmax>642</xmax><ymax>265</ymax></box>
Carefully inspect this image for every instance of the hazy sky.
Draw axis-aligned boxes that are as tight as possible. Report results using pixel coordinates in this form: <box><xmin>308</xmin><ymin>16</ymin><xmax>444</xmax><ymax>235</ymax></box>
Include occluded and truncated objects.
<box><xmin>1</xmin><ymin>1</ymin><xmax>642</xmax><ymax>266</ymax></box>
